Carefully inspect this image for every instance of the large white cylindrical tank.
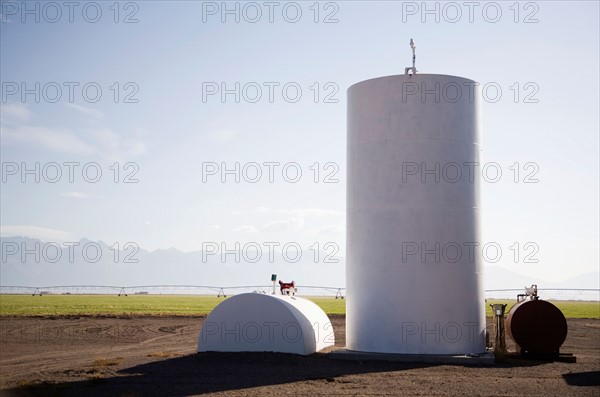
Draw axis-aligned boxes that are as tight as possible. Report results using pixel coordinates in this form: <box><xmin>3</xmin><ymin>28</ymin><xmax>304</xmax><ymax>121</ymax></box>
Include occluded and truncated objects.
<box><xmin>346</xmin><ymin>74</ymin><xmax>485</xmax><ymax>355</ymax></box>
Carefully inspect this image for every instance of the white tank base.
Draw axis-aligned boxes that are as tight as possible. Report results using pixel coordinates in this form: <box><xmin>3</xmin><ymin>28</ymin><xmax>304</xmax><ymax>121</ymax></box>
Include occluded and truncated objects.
<box><xmin>198</xmin><ymin>293</ymin><xmax>335</xmax><ymax>355</ymax></box>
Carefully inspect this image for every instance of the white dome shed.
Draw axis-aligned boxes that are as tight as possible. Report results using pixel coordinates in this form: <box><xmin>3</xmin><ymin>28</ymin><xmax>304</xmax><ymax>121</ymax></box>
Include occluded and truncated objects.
<box><xmin>198</xmin><ymin>293</ymin><xmax>334</xmax><ymax>355</ymax></box>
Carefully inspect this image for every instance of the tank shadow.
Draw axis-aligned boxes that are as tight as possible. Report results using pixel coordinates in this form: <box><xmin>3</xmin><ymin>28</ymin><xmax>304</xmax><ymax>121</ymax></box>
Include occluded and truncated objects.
<box><xmin>562</xmin><ymin>371</ymin><xmax>600</xmax><ymax>387</ymax></box>
<box><xmin>1</xmin><ymin>350</ymin><xmax>546</xmax><ymax>397</ymax></box>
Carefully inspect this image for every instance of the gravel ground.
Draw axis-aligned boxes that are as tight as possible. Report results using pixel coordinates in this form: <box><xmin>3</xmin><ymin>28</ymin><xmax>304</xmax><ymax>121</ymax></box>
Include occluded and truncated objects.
<box><xmin>0</xmin><ymin>315</ymin><xmax>598</xmax><ymax>396</ymax></box>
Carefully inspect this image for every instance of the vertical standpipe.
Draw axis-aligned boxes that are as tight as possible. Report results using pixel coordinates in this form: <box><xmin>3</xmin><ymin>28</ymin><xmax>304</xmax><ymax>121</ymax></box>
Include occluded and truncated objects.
<box><xmin>346</xmin><ymin>74</ymin><xmax>486</xmax><ymax>355</ymax></box>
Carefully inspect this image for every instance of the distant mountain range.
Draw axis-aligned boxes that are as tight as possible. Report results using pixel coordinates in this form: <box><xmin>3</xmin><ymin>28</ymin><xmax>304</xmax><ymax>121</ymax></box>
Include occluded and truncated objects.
<box><xmin>0</xmin><ymin>236</ymin><xmax>344</xmax><ymax>288</ymax></box>
<box><xmin>483</xmin><ymin>266</ymin><xmax>599</xmax><ymax>291</ymax></box>
<box><xmin>1</xmin><ymin>237</ymin><xmax>598</xmax><ymax>294</ymax></box>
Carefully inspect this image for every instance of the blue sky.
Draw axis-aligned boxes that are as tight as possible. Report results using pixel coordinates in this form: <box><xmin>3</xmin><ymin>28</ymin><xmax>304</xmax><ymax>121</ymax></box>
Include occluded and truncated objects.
<box><xmin>1</xmin><ymin>1</ymin><xmax>598</xmax><ymax>284</ymax></box>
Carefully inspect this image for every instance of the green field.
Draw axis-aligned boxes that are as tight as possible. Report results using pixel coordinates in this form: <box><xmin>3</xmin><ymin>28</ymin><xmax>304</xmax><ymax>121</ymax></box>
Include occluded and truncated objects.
<box><xmin>0</xmin><ymin>295</ymin><xmax>598</xmax><ymax>318</ymax></box>
<box><xmin>484</xmin><ymin>299</ymin><xmax>600</xmax><ymax>319</ymax></box>
<box><xmin>0</xmin><ymin>295</ymin><xmax>346</xmax><ymax>317</ymax></box>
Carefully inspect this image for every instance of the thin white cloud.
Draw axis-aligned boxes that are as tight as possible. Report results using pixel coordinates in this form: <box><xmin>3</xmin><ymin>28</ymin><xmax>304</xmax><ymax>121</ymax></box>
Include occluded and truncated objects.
<box><xmin>261</xmin><ymin>218</ymin><xmax>305</xmax><ymax>232</ymax></box>
<box><xmin>233</xmin><ymin>218</ymin><xmax>305</xmax><ymax>234</ymax></box>
<box><xmin>89</xmin><ymin>128</ymin><xmax>147</xmax><ymax>159</ymax></box>
<box><xmin>233</xmin><ymin>225</ymin><xmax>259</xmax><ymax>233</ymax></box>
<box><xmin>232</xmin><ymin>206</ymin><xmax>270</xmax><ymax>215</ymax></box>
<box><xmin>281</xmin><ymin>208</ymin><xmax>343</xmax><ymax>217</ymax></box>
<box><xmin>206</xmin><ymin>129</ymin><xmax>236</xmax><ymax>143</ymax></box>
<box><xmin>61</xmin><ymin>192</ymin><xmax>94</xmax><ymax>199</ymax></box>
<box><xmin>90</xmin><ymin>128</ymin><xmax>120</xmax><ymax>153</ymax></box>
<box><xmin>0</xmin><ymin>225</ymin><xmax>75</xmax><ymax>242</ymax></box>
<box><xmin>1</xmin><ymin>121</ymin><xmax>146</xmax><ymax>159</ymax></box>
<box><xmin>65</xmin><ymin>103</ymin><xmax>105</xmax><ymax>120</ymax></box>
<box><xmin>0</xmin><ymin>104</ymin><xmax>147</xmax><ymax>160</ymax></box>
<box><xmin>308</xmin><ymin>224</ymin><xmax>345</xmax><ymax>236</ymax></box>
<box><xmin>1</xmin><ymin>125</ymin><xmax>94</xmax><ymax>155</ymax></box>
<box><xmin>0</xmin><ymin>103</ymin><xmax>32</xmax><ymax>125</ymax></box>
<box><xmin>233</xmin><ymin>207</ymin><xmax>341</xmax><ymax>217</ymax></box>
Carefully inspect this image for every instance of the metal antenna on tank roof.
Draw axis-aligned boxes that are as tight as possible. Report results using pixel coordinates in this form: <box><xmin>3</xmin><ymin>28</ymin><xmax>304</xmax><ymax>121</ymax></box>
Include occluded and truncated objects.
<box><xmin>405</xmin><ymin>38</ymin><xmax>417</xmax><ymax>75</ymax></box>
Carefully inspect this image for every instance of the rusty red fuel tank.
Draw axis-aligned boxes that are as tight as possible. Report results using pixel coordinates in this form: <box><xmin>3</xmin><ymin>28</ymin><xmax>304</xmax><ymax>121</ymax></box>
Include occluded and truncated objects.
<box><xmin>505</xmin><ymin>299</ymin><xmax>567</xmax><ymax>354</ymax></box>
